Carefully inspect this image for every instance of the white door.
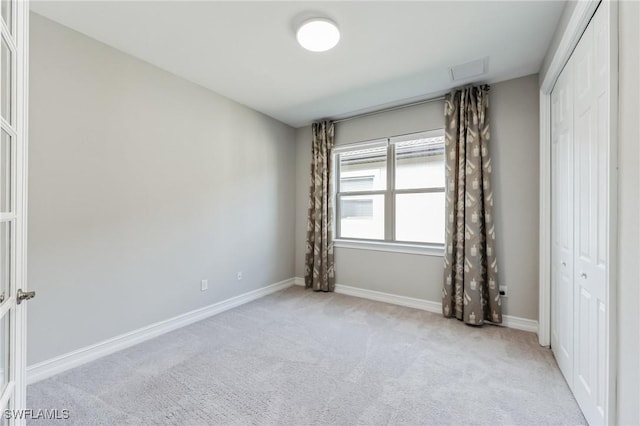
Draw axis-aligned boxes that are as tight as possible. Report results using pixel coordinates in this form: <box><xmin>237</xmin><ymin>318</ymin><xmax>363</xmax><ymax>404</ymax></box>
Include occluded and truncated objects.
<box><xmin>572</xmin><ymin>3</ymin><xmax>610</xmax><ymax>424</ymax></box>
<box><xmin>550</xmin><ymin>55</ymin><xmax>575</xmax><ymax>386</ymax></box>
<box><xmin>0</xmin><ymin>0</ymin><xmax>30</xmax><ymax>424</ymax></box>
<box><xmin>550</xmin><ymin>2</ymin><xmax>613</xmax><ymax>425</ymax></box>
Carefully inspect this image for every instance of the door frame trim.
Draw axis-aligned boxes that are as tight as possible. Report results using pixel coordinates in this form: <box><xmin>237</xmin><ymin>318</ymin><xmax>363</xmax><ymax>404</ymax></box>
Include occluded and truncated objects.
<box><xmin>539</xmin><ymin>1</ymin><xmax>618</xmax><ymax>424</ymax></box>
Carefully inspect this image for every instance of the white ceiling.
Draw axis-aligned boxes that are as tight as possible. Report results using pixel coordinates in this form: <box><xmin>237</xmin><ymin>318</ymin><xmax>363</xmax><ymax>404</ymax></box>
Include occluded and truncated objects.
<box><xmin>30</xmin><ymin>1</ymin><xmax>565</xmax><ymax>128</ymax></box>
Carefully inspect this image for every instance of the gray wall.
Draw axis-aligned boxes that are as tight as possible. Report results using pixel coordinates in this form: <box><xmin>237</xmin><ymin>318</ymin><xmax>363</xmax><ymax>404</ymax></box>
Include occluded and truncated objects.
<box><xmin>616</xmin><ymin>2</ymin><xmax>640</xmax><ymax>424</ymax></box>
<box><xmin>295</xmin><ymin>74</ymin><xmax>540</xmax><ymax>320</ymax></box>
<box><xmin>28</xmin><ymin>13</ymin><xmax>296</xmax><ymax>365</ymax></box>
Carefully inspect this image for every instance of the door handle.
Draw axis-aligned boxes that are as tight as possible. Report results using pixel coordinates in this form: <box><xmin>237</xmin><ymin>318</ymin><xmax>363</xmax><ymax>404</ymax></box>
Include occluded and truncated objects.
<box><xmin>16</xmin><ymin>289</ymin><xmax>36</xmax><ymax>305</ymax></box>
<box><xmin>580</xmin><ymin>272</ymin><xmax>587</xmax><ymax>279</ymax></box>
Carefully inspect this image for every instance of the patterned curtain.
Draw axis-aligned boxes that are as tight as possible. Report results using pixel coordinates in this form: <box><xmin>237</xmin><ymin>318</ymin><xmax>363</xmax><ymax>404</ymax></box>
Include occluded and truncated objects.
<box><xmin>305</xmin><ymin>121</ymin><xmax>335</xmax><ymax>292</ymax></box>
<box><xmin>442</xmin><ymin>85</ymin><xmax>502</xmax><ymax>325</ymax></box>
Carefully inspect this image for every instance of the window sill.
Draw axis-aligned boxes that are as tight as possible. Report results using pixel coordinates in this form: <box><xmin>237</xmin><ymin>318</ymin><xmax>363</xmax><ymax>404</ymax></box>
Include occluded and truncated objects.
<box><xmin>333</xmin><ymin>239</ymin><xmax>444</xmax><ymax>257</ymax></box>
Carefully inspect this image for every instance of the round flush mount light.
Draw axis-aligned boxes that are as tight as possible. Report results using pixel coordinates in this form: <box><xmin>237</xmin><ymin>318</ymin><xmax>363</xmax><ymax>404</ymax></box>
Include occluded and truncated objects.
<box><xmin>296</xmin><ymin>18</ymin><xmax>340</xmax><ymax>52</ymax></box>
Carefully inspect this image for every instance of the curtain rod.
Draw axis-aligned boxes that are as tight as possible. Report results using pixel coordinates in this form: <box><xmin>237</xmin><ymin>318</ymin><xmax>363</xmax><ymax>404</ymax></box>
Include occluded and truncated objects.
<box><xmin>332</xmin><ymin>95</ymin><xmax>446</xmax><ymax>124</ymax></box>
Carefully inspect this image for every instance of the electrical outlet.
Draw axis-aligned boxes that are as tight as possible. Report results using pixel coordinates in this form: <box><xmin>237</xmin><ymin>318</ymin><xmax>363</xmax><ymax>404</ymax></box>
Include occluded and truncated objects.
<box><xmin>201</xmin><ymin>279</ymin><xmax>208</xmax><ymax>291</ymax></box>
<box><xmin>237</xmin><ymin>271</ymin><xmax>243</xmax><ymax>281</ymax></box>
<box><xmin>499</xmin><ymin>285</ymin><xmax>507</xmax><ymax>297</ymax></box>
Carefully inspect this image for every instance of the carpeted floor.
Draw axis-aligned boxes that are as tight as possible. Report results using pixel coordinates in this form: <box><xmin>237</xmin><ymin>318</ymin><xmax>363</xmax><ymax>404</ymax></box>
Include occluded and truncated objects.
<box><xmin>27</xmin><ymin>286</ymin><xmax>586</xmax><ymax>425</ymax></box>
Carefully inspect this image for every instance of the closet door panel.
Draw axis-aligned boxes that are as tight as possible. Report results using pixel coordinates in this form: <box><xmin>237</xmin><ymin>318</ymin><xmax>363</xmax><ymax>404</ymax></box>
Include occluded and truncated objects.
<box><xmin>550</xmin><ymin>58</ymin><xmax>574</xmax><ymax>384</ymax></box>
<box><xmin>572</xmin><ymin>3</ymin><xmax>609</xmax><ymax>424</ymax></box>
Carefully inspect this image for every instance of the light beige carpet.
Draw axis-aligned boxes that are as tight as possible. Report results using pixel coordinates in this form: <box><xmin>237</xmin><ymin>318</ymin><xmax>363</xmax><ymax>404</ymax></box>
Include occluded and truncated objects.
<box><xmin>27</xmin><ymin>286</ymin><xmax>586</xmax><ymax>425</ymax></box>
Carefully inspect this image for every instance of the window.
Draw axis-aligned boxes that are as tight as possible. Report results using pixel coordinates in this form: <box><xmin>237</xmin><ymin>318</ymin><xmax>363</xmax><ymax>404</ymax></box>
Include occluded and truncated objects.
<box><xmin>334</xmin><ymin>130</ymin><xmax>445</xmax><ymax>248</ymax></box>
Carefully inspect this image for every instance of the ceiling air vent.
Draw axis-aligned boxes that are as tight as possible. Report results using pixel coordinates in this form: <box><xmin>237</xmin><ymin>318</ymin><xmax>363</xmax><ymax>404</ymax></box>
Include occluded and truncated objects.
<box><xmin>449</xmin><ymin>57</ymin><xmax>488</xmax><ymax>81</ymax></box>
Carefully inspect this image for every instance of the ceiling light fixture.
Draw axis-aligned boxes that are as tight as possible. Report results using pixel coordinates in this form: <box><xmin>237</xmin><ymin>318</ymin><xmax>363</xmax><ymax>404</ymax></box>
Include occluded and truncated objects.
<box><xmin>296</xmin><ymin>18</ymin><xmax>340</xmax><ymax>52</ymax></box>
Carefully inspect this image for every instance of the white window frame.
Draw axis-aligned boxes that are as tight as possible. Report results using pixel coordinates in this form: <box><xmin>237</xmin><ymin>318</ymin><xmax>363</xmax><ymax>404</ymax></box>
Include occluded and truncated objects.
<box><xmin>333</xmin><ymin>129</ymin><xmax>445</xmax><ymax>257</ymax></box>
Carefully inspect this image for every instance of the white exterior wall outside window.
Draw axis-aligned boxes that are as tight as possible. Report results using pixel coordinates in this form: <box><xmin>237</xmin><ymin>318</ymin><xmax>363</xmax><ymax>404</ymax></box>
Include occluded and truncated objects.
<box><xmin>334</xmin><ymin>130</ymin><xmax>445</xmax><ymax>249</ymax></box>
<box><xmin>338</xmin><ymin>144</ymin><xmax>386</xmax><ymax>240</ymax></box>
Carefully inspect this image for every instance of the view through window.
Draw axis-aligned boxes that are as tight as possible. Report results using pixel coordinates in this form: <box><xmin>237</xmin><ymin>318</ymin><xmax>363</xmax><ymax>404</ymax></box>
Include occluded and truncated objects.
<box><xmin>335</xmin><ymin>130</ymin><xmax>445</xmax><ymax>245</ymax></box>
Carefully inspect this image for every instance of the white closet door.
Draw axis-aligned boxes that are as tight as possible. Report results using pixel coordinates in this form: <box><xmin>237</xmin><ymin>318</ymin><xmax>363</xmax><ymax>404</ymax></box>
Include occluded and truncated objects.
<box><xmin>550</xmin><ymin>2</ymin><xmax>613</xmax><ymax>424</ymax></box>
<box><xmin>550</xmin><ymin>56</ymin><xmax>574</xmax><ymax>385</ymax></box>
<box><xmin>572</xmin><ymin>3</ymin><xmax>610</xmax><ymax>424</ymax></box>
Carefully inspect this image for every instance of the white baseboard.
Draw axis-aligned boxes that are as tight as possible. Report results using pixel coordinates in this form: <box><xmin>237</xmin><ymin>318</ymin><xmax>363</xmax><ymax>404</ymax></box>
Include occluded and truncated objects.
<box><xmin>293</xmin><ymin>277</ymin><xmax>538</xmax><ymax>333</ymax></box>
<box><xmin>27</xmin><ymin>278</ymin><xmax>295</xmax><ymax>385</ymax></box>
<box><xmin>337</xmin><ymin>284</ymin><xmax>443</xmax><ymax>313</ymax></box>
<box><xmin>500</xmin><ymin>315</ymin><xmax>539</xmax><ymax>333</ymax></box>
